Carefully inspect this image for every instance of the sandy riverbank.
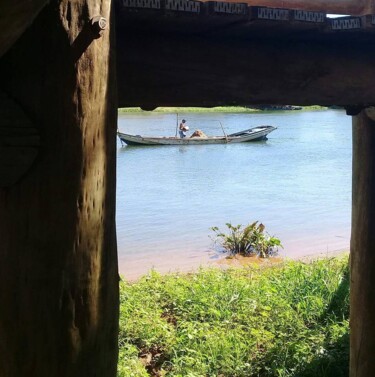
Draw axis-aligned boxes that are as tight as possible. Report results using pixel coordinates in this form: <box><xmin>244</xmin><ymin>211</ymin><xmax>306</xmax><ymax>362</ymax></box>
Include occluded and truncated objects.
<box><xmin>119</xmin><ymin>247</ymin><xmax>349</xmax><ymax>282</ymax></box>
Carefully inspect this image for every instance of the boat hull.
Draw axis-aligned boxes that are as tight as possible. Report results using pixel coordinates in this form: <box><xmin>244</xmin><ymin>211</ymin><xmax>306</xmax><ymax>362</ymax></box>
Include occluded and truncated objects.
<box><xmin>118</xmin><ymin>126</ymin><xmax>276</xmax><ymax>146</ymax></box>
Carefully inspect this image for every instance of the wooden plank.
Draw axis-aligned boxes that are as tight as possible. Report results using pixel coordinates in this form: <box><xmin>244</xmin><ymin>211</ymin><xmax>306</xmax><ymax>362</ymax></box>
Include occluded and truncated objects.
<box><xmin>0</xmin><ymin>127</ymin><xmax>39</xmax><ymax>135</ymax></box>
<box><xmin>0</xmin><ymin>0</ymin><xmax>48</xmax><ymax>57</ymax></box>
<box><xmin>0</xmin><ymin>92</ymin><xmax>39</xmax><ymax>187</ymax></box>
<box><xmin>0</xmin><ymin>147</ymin><xmax>38</xmax><ymax>186</ymax></box>
<box><xmin>0</xmin><ymin>135</ymin><xmax>40</xmax><ymax>147</ymax></box>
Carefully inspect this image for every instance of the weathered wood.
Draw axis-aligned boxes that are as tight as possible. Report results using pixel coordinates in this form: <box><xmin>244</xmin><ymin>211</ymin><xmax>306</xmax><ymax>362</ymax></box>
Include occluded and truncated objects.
<box><xmin>0</xmin><ymin>91</ymin><xmax>40</xmax><ymax>187</ymax></box>
<box><xmin>351</xmin><ymin>109</ymin><xmax>375</xmax><ymax>377</ymax></box>
<box><xmin>0</xmin><ymin>0</ymin><xmax>48</xmax><ymax>58</ymax></box>
<box><xmin>209</xmin><ymin>0</ymin><xmax>374</xmax><ymax>16</ymax></box>
<box><xmin>0</xmin><ymin>1</ymin><xmax>118</xmax><ymax>376</ymax></box>
<box><xmin>117</xmin><ymin>22</ymin><xmax>375</xmax><ymax>108</ymax></box>
<box><xmin>0</xmin><ymin>147</ymin><xmax>39</xmax><ymax>186</ymax></box>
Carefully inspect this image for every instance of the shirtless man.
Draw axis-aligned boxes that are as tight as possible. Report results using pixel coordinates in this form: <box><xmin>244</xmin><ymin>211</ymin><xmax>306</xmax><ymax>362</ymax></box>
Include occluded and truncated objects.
<box><xmin>179</xmin><ymin>119</ymin><xmax>189</xmax><ymax>138</ymax></box>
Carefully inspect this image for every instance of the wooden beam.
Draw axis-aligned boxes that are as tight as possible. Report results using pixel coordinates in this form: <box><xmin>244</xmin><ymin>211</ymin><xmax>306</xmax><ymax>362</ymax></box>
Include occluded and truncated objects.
<box><xmin>117</xmin><ymin>25</ymin><xmax>375</xmax><ymax>108</ymax></box>
<box><xmin>203</xmin><ymin>0</ymin><xmax>374</xmax><ymax>16</ymax></box>
<box><xmin>0</xmin><ymin>1</ymin><xmax>118</xmax><ymax>376</ymax></box>
<box><xmin>351</xmin><ymin>108</ymin><xmax>375</xmax><ymax>377</ymax></box>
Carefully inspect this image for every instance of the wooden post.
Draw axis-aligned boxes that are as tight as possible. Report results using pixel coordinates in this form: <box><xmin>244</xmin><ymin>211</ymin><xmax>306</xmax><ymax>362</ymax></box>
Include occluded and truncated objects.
<box><xmin>351</xmin><ymin>108</ymin><xmax>375</xmax><ymax>377</ymax></box>
<box><xmin>0</xmin><ymin>1</ymin><xmax>118</xmax><ymax>376</ymax></box>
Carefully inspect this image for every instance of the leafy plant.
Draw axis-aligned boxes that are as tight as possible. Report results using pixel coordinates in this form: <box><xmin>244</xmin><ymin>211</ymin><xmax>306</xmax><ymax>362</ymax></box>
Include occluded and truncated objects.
<box><xmin>118</xmin><ymin>257</ymin><xmax>350</xmax><ymax>377</ymax></box>
<box><xmin>211</xmin><ymin>221</ymin><xmax>282</xmax><ymax>258</ymax></box>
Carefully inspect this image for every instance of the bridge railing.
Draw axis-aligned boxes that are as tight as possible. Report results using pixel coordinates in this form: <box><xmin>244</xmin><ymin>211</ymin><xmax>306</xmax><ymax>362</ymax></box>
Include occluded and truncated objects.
<box><xmin>119</xmin><ymin>0</ymin><xmax>375</xmax><ymax>31</ymax></box>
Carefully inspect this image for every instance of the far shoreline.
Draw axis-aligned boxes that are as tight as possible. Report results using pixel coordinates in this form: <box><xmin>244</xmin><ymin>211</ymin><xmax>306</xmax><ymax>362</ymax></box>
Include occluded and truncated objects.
<box><xmin>118</xmin><ymin>105</ymin><xmax>329</xmax><ymax>114</ymax></box>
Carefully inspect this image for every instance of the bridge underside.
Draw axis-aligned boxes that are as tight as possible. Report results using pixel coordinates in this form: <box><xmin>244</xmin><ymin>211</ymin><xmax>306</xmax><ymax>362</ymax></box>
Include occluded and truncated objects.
<box><xmin>2</xmin><ymin>1</ymin><xmax>375</xmax><ymax>376</ymax></box>
<box><xmin>117</xmin><ymin>11</ymin><xmax>375</xmax><ymax>109</ymax></box>
<box><xmin>116</xmin><ymin>12</ymin><xmax>375</xmax><ymax>374</ymax></box>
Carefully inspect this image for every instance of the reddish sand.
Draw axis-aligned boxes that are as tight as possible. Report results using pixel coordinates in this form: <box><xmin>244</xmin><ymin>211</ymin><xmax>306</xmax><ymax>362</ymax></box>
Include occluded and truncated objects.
<box><xmin>216</xmin><ymin>254</ymin><xmax>284</xmax><ymax>267</ymax></box>
<box><xmin>120</xmin><ymin>247</ymin><xmax>349</xmax><ymax>282</ymax></box>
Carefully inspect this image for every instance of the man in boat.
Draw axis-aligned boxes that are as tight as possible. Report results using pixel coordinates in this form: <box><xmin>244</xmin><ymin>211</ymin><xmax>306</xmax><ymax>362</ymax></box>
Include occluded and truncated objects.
<box><xmin>179</xmin><ymin>119</ymin><xmax>189</xmax><ymax>138</ymax></box>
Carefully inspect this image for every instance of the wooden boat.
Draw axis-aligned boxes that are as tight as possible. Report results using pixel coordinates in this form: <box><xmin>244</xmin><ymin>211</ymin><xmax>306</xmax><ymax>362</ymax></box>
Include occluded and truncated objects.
<box><xmin>117</xmin><ymin>125</ymin><xmax>276</xmax><ymax>146</ymax></box>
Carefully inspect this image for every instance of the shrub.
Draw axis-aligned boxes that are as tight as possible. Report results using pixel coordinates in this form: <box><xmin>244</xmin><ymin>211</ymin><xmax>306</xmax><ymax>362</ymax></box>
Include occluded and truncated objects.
<box><xmin>118</xmin><ymin>257</ymin><xmax>350</xmax><ymax>377</ymax></box>
<box><xmin>211</xmin><ymin>221</ymin><xmax>282</xmax><ymax>257</ymax></box>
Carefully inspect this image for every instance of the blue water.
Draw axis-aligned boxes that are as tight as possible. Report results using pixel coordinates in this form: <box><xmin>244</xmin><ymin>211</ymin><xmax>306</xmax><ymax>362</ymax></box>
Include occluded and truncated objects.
<box><xmin>117</xmin><ymin>110</ymin><xmax>351</xmax><ymax>279</ymax></box>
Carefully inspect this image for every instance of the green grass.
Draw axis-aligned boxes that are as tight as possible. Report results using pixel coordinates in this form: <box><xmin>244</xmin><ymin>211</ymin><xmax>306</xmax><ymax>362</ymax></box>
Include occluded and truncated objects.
<box><xmin>118</xmin><ymin>257</ymin><xmax>349</xmax><ymax>377</ymax></box>
<box><xmin>118</xmin><ymin>106</ymin><xmax>328</xmax><ymax>114</ymax></box>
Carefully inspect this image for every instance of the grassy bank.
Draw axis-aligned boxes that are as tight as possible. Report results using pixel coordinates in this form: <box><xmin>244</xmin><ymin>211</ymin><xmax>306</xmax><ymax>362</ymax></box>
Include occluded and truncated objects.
<box><xmin>118</xmin><ymin>257</ymin><xmax>349</xmax><ymax>377</ymax></box>
<box><xmin>118</xmin><ymin>106</ymin><xmax>328</xmax><ymax>114</ymax></box>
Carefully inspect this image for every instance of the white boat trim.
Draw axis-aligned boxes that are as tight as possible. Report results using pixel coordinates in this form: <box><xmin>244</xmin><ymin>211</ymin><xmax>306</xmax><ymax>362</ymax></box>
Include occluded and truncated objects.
<box><xmin>117</xmin><ymin>125</ymin><xmax>276</xmax><ymax>146</ymax></box>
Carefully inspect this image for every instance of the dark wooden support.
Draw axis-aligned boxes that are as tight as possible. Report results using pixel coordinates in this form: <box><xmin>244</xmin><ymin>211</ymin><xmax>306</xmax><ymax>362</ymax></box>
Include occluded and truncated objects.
<box><xmin>0</xmin><ymin>0</ymin><xmax>48</xmax><ymax>58</ymax></box>
<box><xmin>0</xmin><ymin>1</ymin><xmax>118</xmax><ymax>376</ymax></box>
<box><xmin>117</xmin><ymin>21</ymin><xmax>375</xmax><ymax>108</ymax></box>
<box><xmin>0</xmin><ymin>90</ymin><xmax>40</xmax><ymax>187</ymax></box>
<box><xmin>351</xmin><ymin>108</ymin><xmax>375</xmax><ymax>377</ymax></box>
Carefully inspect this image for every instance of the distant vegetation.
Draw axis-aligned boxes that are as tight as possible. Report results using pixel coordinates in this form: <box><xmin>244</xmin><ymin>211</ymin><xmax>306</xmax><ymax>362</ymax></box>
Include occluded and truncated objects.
<box><xmin>211</xmin><ymin>221</ymin><xmax>282</xmax><ymax>258</ymax></box>
<box><xmin>118</xmin><ymin>257</ymin><xmax>349</xmax><ymax>377</ymax></box>
<box><xmin>118</xmin><ymin>106</ymin><xmax>328</xmax><ymax>113</ymax></box>
<box><xmin>118</xmin><ymin>106</ymin><xmax>262</xmax><ymax>113</ymax></box>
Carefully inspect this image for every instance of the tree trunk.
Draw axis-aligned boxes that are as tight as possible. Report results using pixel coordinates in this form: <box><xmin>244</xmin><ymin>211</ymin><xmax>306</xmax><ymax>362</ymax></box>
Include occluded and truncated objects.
<box><xmin>351</xmin><ymin>109</ymin><xmax>375</xmax><ymax>377</ymax></box>
<box><xmin>0</xmin><ymin>1</ymin><xmax>118</xmax><ymax>376</ymax></box>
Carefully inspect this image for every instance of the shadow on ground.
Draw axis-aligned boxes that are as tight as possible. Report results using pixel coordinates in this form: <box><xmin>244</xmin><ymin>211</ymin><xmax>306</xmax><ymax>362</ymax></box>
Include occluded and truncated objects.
<box><xmin>295</xmin><ymin>264</ymin><xmax>350</xmax><ymax>377</ymax></box>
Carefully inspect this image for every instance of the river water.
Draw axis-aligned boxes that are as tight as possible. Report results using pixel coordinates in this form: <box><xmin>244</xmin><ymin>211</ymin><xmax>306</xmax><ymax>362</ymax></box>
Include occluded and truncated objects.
<box><xmin>117</xmin><ymin>110</ymin><xmax>351</xmax><ymax>279</ymax></box>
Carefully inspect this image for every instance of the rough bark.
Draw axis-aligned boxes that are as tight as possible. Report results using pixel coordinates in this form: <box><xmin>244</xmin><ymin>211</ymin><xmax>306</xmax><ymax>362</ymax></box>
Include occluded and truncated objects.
<box><xmin>351</xmin><ymin>109</ymin><xmax>375</xmax><ymax>377</ymax></box>
<box><xmin>0</xmin><ymin>1</ymin><xmax>118</xmax><ymax>376</ymax></box>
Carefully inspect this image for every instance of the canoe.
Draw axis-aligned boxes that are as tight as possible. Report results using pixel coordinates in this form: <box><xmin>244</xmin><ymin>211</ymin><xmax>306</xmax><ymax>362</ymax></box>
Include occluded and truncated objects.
<box><xmin>117</xmin><ymin>125</ymin><xmax>277</xmax><ymax>146</ymax></box>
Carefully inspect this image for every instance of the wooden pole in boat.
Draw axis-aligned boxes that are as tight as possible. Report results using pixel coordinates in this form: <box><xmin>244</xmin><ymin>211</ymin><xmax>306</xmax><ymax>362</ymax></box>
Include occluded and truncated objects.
<box><xmin>219</xmin><ymin>121</ymin><xmax>228</xmax><ymax>143</ymax></box>
<box><xmin>175</xmin><ymin>113</ymin><xmax>179</xmax><ymax>137</ymax></box>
